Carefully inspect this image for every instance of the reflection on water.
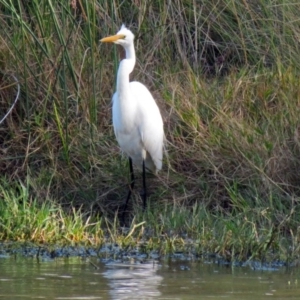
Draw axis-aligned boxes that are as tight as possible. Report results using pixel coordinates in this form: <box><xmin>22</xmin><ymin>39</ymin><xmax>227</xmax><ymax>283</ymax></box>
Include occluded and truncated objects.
<box><xmin>103</xmin><ymin>262</ymin><xmax>162</xmax><ymax>299</ymax></box>
<box><xmin>0</xmin><ymin>256</ymin><xmax>300</xmax><ymax>299</ymax></box>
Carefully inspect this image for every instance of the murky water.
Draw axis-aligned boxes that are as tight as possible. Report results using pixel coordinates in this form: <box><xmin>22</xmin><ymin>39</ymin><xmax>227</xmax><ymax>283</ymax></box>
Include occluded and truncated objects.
<box><xmin>0</xmin><ymin>256</ymin><xmax>299</xmax><ymax>299</ymax></box>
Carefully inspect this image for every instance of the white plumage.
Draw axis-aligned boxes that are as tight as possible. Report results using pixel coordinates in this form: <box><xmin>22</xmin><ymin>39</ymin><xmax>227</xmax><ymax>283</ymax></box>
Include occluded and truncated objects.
<box><xmin>101</xmin><ymin>25</ymin><xmax>164</xmax><ymax>211</ymax></box>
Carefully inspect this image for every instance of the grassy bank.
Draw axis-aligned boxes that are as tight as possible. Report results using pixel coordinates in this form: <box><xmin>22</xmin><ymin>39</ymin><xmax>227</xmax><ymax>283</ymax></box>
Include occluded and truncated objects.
<box><xmin>1</xmin><ymin>177</ymin><xmax>299</xmax><ymax>262</ymax></box>
<box><xmin>1</xmin><ymin>0</ymin><xmax>300</xmax><ymax>261</ymax></box>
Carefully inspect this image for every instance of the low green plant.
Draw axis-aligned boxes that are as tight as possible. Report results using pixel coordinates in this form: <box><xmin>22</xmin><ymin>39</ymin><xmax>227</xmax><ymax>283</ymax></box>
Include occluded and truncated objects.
<box><xmin>0</xmin><ymin>177</ymin><xmax>103</xmax><ymax>243</ymax></box>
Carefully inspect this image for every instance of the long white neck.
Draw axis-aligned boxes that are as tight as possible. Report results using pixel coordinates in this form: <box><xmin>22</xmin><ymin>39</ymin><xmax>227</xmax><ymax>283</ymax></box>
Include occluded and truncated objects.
<box><xmin>115</xmin><ymin>44</ymin><xmax>136</xmax><ymax>128</ymax></box>
<box><xmin>116</xmin><ymin>44</ymin><xmax>136</xmax><ymax>93</ymax></box>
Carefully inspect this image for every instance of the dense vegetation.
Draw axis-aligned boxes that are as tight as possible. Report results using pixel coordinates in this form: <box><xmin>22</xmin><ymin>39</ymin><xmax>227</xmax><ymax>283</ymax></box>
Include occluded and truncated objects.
<box><xmin>1</xmin><ymin>0</ymin><xmax>300</xmax><ymax>261</ymax></box>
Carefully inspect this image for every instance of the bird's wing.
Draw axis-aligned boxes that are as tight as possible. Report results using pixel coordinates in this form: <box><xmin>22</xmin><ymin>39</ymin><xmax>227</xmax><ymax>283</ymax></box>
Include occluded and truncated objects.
<box><xmin>130</xmin><ymin>81</ymin><xmax>164</xmax><ymax>171</ymax></box>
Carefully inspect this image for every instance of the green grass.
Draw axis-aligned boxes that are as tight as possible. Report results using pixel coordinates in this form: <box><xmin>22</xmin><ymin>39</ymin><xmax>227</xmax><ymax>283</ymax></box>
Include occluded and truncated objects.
<box><xmin>1</xmin><ymin>0</ymin><xmax>300</xmax><ymax>261</ymax></box>
<box><xmin>0</xmin><ymin>177</ymin><xmax>103</xmax><ymax>243</ymax></box>
<box><xmin>1</xmin><ymin>177</ymin><xmax>299</xmax><ymax>262</ymax></box>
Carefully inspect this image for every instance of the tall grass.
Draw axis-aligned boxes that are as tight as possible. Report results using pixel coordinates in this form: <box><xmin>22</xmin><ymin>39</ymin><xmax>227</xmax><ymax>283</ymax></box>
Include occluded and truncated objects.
<box><xmin>1</xmin><ymin>0</ymin><xmax>300</xmax><ymax>257</ymax></box>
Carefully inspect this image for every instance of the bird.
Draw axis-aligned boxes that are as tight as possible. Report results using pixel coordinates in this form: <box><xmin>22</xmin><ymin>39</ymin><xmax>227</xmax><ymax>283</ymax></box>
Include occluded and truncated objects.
<box><xmin>100</xmin><ymin>25</ymin><xmax>164</xmax><ymax>216</ymax></box>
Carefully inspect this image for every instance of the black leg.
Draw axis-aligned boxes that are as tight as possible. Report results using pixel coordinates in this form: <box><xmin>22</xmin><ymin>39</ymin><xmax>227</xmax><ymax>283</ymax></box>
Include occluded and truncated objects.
<box><xmin>122</xmin><ymin>157</ymin><xmax>134</xmax><ymax>221</ymax></box>
<box><xmin>142</xmin><ymin>159</ymin><xmax>147</xmax><ymax>210</ymax></box>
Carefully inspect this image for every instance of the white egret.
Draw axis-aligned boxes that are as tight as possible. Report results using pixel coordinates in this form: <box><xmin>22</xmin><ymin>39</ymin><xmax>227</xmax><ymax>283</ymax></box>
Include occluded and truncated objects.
<box><xmin>101</xmin><ymin>25</ymin><xmax>164</xmax><ymax>214</ymax></box>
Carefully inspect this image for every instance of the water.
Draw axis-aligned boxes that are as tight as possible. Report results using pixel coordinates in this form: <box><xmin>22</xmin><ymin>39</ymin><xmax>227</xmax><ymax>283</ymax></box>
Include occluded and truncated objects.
<box><xmin>0</xmin><ymin>256</ymin><xmax>299</xmax><ymax>299</ymax></box>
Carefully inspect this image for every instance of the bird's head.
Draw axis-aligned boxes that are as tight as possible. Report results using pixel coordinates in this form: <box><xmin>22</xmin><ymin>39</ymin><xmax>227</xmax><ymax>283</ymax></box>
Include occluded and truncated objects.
<box><xmin>100</xmin><ymin>25</ymin><xmax>134</xmax><ymax>47</ymax></box>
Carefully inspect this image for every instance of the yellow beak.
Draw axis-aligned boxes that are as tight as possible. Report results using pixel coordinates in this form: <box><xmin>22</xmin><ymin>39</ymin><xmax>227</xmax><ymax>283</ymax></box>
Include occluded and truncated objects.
<box><xmin>100</xmin><ymin>34</ymin><xmax>125</xmax><ymax>43</ymax></box>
